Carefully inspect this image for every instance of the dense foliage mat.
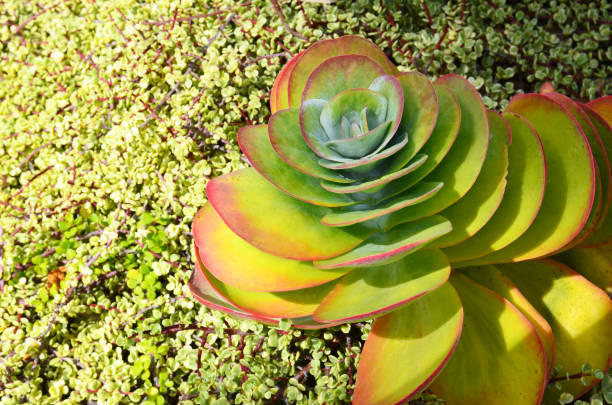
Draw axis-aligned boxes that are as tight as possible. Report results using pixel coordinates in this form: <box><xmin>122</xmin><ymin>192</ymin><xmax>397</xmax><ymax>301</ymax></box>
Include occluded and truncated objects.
<box><xmin>1</xmin><ymin>0</ymin><xmax>611</xmax><ymax>404</ymax></box>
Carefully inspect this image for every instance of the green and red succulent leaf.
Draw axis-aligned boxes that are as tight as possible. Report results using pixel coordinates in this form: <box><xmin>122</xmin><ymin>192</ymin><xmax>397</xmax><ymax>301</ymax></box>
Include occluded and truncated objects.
<box><xmin>462</xmin><ymin>94</ymin><xmax>597</xmax><ymax>264</ymax></box>
<box><xmin>205</xmin><ymin>168</ymin><xmax>371</xmax><ymax>260</ymax></box>
<box><xmin>497</xmin><ymin>260</ymin><xmax>612</xmax><ymax>401</ymax></box>
<box><xmin>432</xmin><ymin>109</ymin><xmax>509</xmax><ymax>248</ymax></box>
<box><xmin>193</xmin><ymin>204</ymin><xmax>350</xmax><ymax>292</ymax></box>
<box><xmin>430</xmin><ymin>274</ymin><xmax>547</xmax><ymax>405</ymax></box>
<box><xmin>268</xmin><ymin>108</ymin><xmax>355</xmax><ymax>183</ymax></box>
<box><xmin>313</xmin><ymin>249</ymin><xmax>451</xmax><ymax>323</ymax></box>
<box><xmin>444</xmin><ymin>111</ymin><xmax>546</xmax><ymax>263</ymax></box>
<box><xmin>462</xmin><ymin>265</ymin><xmax>556</xmax><ymax>376</ymax></box>
<box><xmin>554</xmin><ymin>246</ymin><xmax>612</xmax><ymax>294</ymax></box>
<box><xmin>353</xmin><ymin>282</ymin><xmax>463</xmax><ymax>405</ymax></box>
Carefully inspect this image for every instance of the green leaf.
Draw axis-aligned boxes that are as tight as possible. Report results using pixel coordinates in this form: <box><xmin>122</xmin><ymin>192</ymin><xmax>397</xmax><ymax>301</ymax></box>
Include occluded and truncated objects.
<box><xmin>268</xmin><ymin>109</ymin><xmax>354</xmax><ymax>183</ymax></box>
<box><xmin>205</xmin><ymin>168</ymin><xmax>371</xmax><ymax>261</ymax></box>
<box><xmin>270</xmin><ymin>47</ymin><xmax>303</xmax><ymax>112</ymax></box>
<box><xmin>470</xmin><ymin>94</ymin><xmax>596</xmax><ymax>262</ymax></box>
<box><xmin>497</xmin><ymin>260</ymin><xmax>612</xmax><ymax>401</ymax></box>
<box><xmin>126</xmin><ymin>269</ymin><xmax>143</xmax><ymax>289</ymax></box>
<box><xmin>559</xmin><ymin>392</ymin><xmax>574</xmax><ymax>404</ymax></box>
<box><xmin>554</xmin><ymin>246</ymin><xmax>612</xmax><ymax>294</ymax></box>
<box><xmin>580</xmin><ymin>104</ymin><xmax>612</xmax><ymax>246</ymax></box>
<box><xmin>430</xmin><ymin>274</ymin><xmax>547</xmax><ymax>405</ymax></box>
<box><xmin>318</xmin><ymin>133</ymin><xmax>409</xmax><ymax>174</ymax></box>
<box><xmin>384</xmin><ymin>84</ymin><xmax>460</xmax><ymax>189</ymax></box>
<box><xmin>320</xmin><ymin>154</ymin><xmax>428</xmax><ymax>195</ymax></box>
<box><xmin>367</xmin><ymin>74</ymin><xmax>405</xmax><ymax>153</ymax></box>
<box><xmin>545</xmin><ymin>93</ymin><xmax>610</xmax><ymax>248</ymax></box>
<box><xmin>352</xmin><ymin>282</ymin><xmax>463</xmax><ymax>404</ymax></box>
<box><xmin>202</xmin><ymin>262</ymin><xmax>337</xmax><ymax>319</ymax></box>
<box><xmin>238</xmin><ymin>124</ymin><xmax>355</xmax><ymax>207</ymax></box>
<box><xmin>301</xmin><ymin>54</ymin><xmax>386</xmax><ymax>102</ymax></box>
<box><xmin>461</xmin><ymin>265</ymin><xmax>555</xmax><ymax>376</ymax></box>
<box><xmin>326</xmin><ymin>120</ymin><xmax>391</xmax><ymax>158</ymax></box>
<box><xmin>189</xmin><ymin>252</ymin><xmax>278</xmax><ymax>325</ymax></box>
<box><xmin>65</xmin><ymin>249</ymin><xmax>76</xmax><ymax>260</ymax></box>
<box><xmin>390</xmin><ymin>71</ymin><xmax>439</xmax><ymax>163</ymax></box>
<box><xmin>300</xmin><ymin>99</ymin><xmax>347</xmax><ymax>161</ymax></box>
<box><xmin>433</xmin><ymin>109</ymin><xmax>509</xmax><ymax>248</ymax></box>
<box><xmin>141</xmin><ymin>212</ymin><xmax>155</xmax><ymax>226</ymax></box>
<box><xmin>319</xmin><ymin>88</ymin><xmax>388</xmax><ymax>140</ymax></box>
<box><xmin>447</xmin><ymin>111</ymin><xmax>545</xmax><ymax>263</ymax></box>
<box><xmin>379</xmin><ymin>74</ymin><xmax>489</xmax><ymax>224</ymax></box>
<box><xmin>321</xmin><ymin>181</ymin><xmax>443</xmax><ymax>227</ymax></box>
<box><xmin>193</xmin><ymin>204</ymin><xmax>349</xmax><ymax>292</ymax></box>
<box><xmin>313</xmin><ymin>215</ymin><xmax>451</xmax><ymax>269</ymax></box>
<box><xmin>288</xmin><ymin>35</ymin><xmax>397</xmax><ymax>107</ymax></box>
<box><xmin>313</xmin><ymin>249</ymin><xmax>450</xmax><ymax>323</ymax></box>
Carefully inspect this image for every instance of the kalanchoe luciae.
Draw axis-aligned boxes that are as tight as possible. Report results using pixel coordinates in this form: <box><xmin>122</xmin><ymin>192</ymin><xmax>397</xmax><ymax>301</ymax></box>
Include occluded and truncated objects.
<box><xmin>189</xmin><ymin>36</ymin><xmax>612</xmax><ymax>404</ymax></box>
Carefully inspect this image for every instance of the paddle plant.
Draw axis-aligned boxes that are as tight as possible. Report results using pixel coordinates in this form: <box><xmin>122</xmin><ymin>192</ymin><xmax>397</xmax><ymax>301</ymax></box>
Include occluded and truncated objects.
<box><xmin>189</xmin><ymin>36</ymin><xmax>612</xmax><ymax>404</ymax></box>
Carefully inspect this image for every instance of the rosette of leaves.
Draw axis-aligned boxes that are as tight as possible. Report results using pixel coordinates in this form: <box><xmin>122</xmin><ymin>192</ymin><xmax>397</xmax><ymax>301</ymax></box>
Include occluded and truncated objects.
<box><xmin>190</xmin><ymin>36</ymin><xmax>612</xmax><ymax>404</ymax></box>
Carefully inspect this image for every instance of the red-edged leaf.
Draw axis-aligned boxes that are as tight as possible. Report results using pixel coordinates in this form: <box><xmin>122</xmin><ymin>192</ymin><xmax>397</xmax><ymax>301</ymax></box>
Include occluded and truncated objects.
<box><xmin>352</xmin><ymin>282</ymin><xmax>463</xmax><ymax>405</ymax></box>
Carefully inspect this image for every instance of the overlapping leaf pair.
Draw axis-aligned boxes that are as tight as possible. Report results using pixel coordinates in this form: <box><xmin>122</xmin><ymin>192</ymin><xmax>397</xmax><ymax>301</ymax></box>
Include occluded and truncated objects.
<box><xmin>189</xmin><ymin>36</ymin><xmax>612</xmax><ymax>404</ymax></box>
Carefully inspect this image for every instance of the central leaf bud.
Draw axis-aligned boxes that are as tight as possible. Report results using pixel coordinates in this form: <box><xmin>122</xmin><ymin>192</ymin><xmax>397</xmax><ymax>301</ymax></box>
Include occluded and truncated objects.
<box><xmin>342</xmin><ymin>107</ymin><xmax>370</xmax><ymax>139</ymax></box>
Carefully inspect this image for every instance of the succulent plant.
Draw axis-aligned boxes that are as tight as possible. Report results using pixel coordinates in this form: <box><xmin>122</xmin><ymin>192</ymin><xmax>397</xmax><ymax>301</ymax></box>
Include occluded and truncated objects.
<box><xmin>190</xmin><ymin>36</ymin><xmax>612</xmax><ymax>404</ymax></box>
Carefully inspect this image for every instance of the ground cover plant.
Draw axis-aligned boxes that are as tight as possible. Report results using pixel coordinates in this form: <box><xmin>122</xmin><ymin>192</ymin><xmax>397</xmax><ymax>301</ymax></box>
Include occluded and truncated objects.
<box><xmin>1</xmin><ymin>0</ymin><xmax>611</xmax><ymax>404</ymax></box>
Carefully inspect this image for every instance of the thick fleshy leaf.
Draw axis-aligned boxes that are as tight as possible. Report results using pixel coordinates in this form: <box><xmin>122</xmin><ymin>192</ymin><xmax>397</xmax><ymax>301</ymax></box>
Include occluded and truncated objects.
<box><xmin>497</xmin><ymin>260</ymin><xmax>612</xmax><ymax>401</ymax></box>
<box><xmin>206</xmin><ymin>168</ymin><xmax>371</xmax><ymax>260</ymax></box>
<box><xmin>320</xmin><ymin>154</ymin><xmax>428</xmax><ymax>195</ymax></box>
<box><xmin>389</xmin><ymin>71</ymin><xmax>439</xmax><ymax>162</ymax></box>
<box><xmin>319</xmin><ymin>88</ymin><xmax>388</xmax><ymax>139</ymax></box>
<box><xmin>581</xmin><ymin>104</ymin><xmax>612</xmax><ymax>246</ymax></box>
<box><xmin>446</xmin><ymin>112</ymin><xmax>545</xmax><ymax>263</ymax></box>
<box><xmin>318</xmin><ymin>133</ymin><xmax>409</xmax><ymax>172</ymax></box>
<box><xmin>375</xmin><ymin>75</ymin><xmax>489</xmax><ymax>225</ymax></box>
<box><xmin>352</xmin><ymin>83</ymin><xmax>459</xmax><ymax>200</ymax></box>
<box><xmin>238</xmin><ymin>124</ymin><xmax>355</xmax><ymax>207</ymax></box>
<box><xmin>321</xmin><ymin>181</ymin><xmax>443</xmax><ymax>227</ymax></box>
<box><xmin>432</xmin><ymin>110</ymin><xmax>509</xmax><ymax>248</ymax></box>
<box><xmin>301</xmin><ymin>55</ymin><xmax>386</xmax><ymax>102</ymax></box>
<box><xmin>313</xmin><ymin>249</ymin><xmax>450</xmax><ymax>323</ymax></box>
<box><xmin>300</xmin><ymin>99</ymin><xmax>348</xmax><ymax>160</ymax></box>
<box><xmin>287</xmin><ymin>315</ymin><xmax>343</xmax><ymax>330</ymax></box>
<box><xmin>288</xmin><ymin>35</ymin><xmax>397</xmax><ymax>107</ymax></box>
<box><xmin>554</xmin><ymin>246</ymin><xmax>612</xmax><ymax>294</ymax></box>
<box><xmin>463</xmin><ymin>94</ymin><xmax>596</xmax><ymax>263</ymax></box>
<box><xmin>430</xmin><ymin>274</ymin><xmax>547</xmax><ymax>405</ymax></box>
<box><xmin>368</xmin><ymin>74</ymin><xmax>405</xmax><ymax>153</ymax></box>
<box><xmin>348</xmin><ymin>169</ymin><xmax>437</xmax><ymax>206</ymax></box>
<box><xmin>354</xmin><ymin>74</ymin><xmax>441</xmax><ymax>180</ymax></box>
<box><xmin>204</xmin><ymin>264</ymin><xmax>337</xmax><ymax>319</ymax></box>
<box><xmin>462</xmin><ymin>265</ymin><xmax>555</xmax><ymax>377</ymax></box>
<box><xmin>588</xmin><ymin>95</ymin><xmax>612</xmax><ymax>125</ymax></box>
<box><xmin>352</xmin><ymin>283</ymin><xmax>463</xmax><ymax>405</ymax></box>
<box><xmin>270</xmin><ymin>49</ymin><xmax>306</xmax><ymax>113</ymax></box>
<box><xmin>190</xmin><ymin>251</ymin><xmax>278</xmax><ymax>325</ymax></box>
<box><xmin>546</xmin><ymin>92</ymin><xmax>610</xmax><ymax>248</ymax></box>
<box><xmin>268</xmin><ymin>109</ymin><xmax>354</xmax><ymax>183</ymax></box>
<box><xmin>192</xmin><ymin>248</ymin><xmax>341</xmax><ymax>331</ymax></box>
<box><xmin>193</xmin><ymin>204</ymin><xmax>350</xmax><ymax>292</ymax></box>
<box><xmin>313</xmin><ymin>216</ymin><xmax>451</xmax><ymax>269</ymax></box>
<box><xmin>326</xmin><ymin>121</ymin><xmax>391</xmax><ymax>158</ymax></box>
<box><xmin>389</xmin><ymin>84</ymin><xmax>461</xmax><ymax>188</ymax></box>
